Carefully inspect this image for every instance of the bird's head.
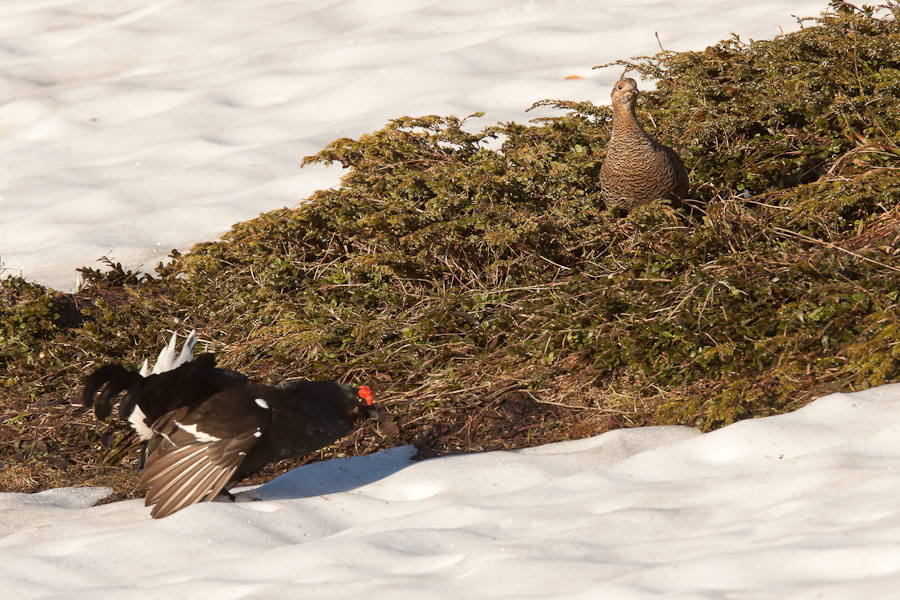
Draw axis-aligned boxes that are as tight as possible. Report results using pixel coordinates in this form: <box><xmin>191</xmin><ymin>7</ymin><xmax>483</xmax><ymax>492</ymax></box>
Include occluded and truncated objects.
<box><xmin>355</xmin><ymin>385</ymin><xmax>379</xmax><ymax>419</ymax></box>
<box><xmin>611</xmin><ymin>77</ymin><xmax>639</xmax><ymax>110</ymax></box>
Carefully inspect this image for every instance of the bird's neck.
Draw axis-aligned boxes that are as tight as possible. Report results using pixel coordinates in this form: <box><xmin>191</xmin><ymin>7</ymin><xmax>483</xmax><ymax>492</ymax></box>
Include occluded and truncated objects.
<box><xmin>611</xmin><ymin>105</ymin><xmax>648</xmax><ymax>140</ymax></box>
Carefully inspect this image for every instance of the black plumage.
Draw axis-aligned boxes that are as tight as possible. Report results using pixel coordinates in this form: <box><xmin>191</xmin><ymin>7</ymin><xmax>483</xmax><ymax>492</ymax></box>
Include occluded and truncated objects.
<box><xmin>83</xmin><ymin>344</ymin><xmax>376</xmax><ymax>518</ymax></box>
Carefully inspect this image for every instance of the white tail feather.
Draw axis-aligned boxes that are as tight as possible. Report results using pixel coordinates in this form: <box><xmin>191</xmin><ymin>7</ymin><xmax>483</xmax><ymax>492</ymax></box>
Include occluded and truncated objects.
<box><xmin>143</xmin><ymin>330</ymin><xmax>198</xmax><ymax>377</ymax></box>
<box><xmin>172</xmin><ymin>329</ymin><xmax>198</xmax><ymax>370</ymax></box>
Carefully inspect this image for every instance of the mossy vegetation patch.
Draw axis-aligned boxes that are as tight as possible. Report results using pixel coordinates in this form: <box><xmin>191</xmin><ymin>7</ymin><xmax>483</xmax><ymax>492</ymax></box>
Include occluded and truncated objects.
<box><xmin>2</xmin><ymin>5</ymin><xmax>900</xmax><ymax>497</ymax></box>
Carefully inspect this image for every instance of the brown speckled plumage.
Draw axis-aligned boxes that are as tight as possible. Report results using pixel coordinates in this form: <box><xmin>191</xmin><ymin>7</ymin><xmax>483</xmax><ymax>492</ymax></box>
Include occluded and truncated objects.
<box><xmin>599</xmin><ymin>78</ymin><xmax>689</xmax><ymax>212</ymax></box>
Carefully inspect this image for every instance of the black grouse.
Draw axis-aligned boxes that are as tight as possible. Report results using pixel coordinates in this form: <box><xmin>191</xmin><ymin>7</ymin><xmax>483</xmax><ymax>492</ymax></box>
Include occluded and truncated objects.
<box><xmin>82</xmin><ymin>331</ymin><xmax>377</xmax><ymax>518</ymax></box>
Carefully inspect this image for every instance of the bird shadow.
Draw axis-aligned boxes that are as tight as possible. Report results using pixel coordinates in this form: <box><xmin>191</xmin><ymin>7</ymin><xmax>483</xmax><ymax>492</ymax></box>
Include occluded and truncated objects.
<box><xmin>236</xmin><ymin>445</ymin><xmax>417</xmax><ymax>502</ymax></box>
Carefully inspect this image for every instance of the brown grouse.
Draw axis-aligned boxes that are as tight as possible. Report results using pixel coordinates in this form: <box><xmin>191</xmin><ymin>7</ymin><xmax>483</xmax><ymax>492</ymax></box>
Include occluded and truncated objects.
<box><xmin>599</xmin><ymin>77</ymin><xmax>689</xmax><ymax>212</ymax></box>
<box><xmin>83</xmin><ymin>332</ymin><xmax>377</xmax><ymax>518</ymax></box>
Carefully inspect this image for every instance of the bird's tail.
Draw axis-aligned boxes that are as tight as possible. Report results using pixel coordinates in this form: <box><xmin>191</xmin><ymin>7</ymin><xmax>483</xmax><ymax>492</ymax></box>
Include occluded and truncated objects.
<box><xmin>83</xmin><ymin>330</ymin><xmax>199</xmax><ymax>421</ymax></box>
<box><xmin>139</xmin><ymin>330</ymin><xmax>198</xmax><ymax>377</ymax></box>
<box><xmin>82</xmin><ymin>364</ymin><xmax>142</xmax><ymax>420</ymax></box>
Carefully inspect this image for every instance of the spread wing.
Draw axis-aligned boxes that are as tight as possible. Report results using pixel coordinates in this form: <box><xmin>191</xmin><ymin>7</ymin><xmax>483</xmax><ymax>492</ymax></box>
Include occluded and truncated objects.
<box><xmin>140</xmin><ymin>394</ymin><xmax>269</xmax><ymax>518</ymax></box>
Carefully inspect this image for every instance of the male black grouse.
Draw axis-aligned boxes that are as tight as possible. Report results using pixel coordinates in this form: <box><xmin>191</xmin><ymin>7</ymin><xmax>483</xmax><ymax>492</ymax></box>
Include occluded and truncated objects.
<box><xmin>82</xmin><ymin>331</ymin><xmax>377</xmax><ymax>518</ymax></box>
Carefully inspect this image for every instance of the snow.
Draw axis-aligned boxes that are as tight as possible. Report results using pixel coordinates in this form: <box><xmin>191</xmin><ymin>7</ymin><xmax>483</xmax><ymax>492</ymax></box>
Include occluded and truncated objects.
<box><xmin>7</xmin><ymin>1</ymin><xmax>900</xmax><ymax>598</ymax></box>
<box><xmin>5</xmin><ymin>387</ymin><xmax>900</xmax><ymax>598</ymax></box>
